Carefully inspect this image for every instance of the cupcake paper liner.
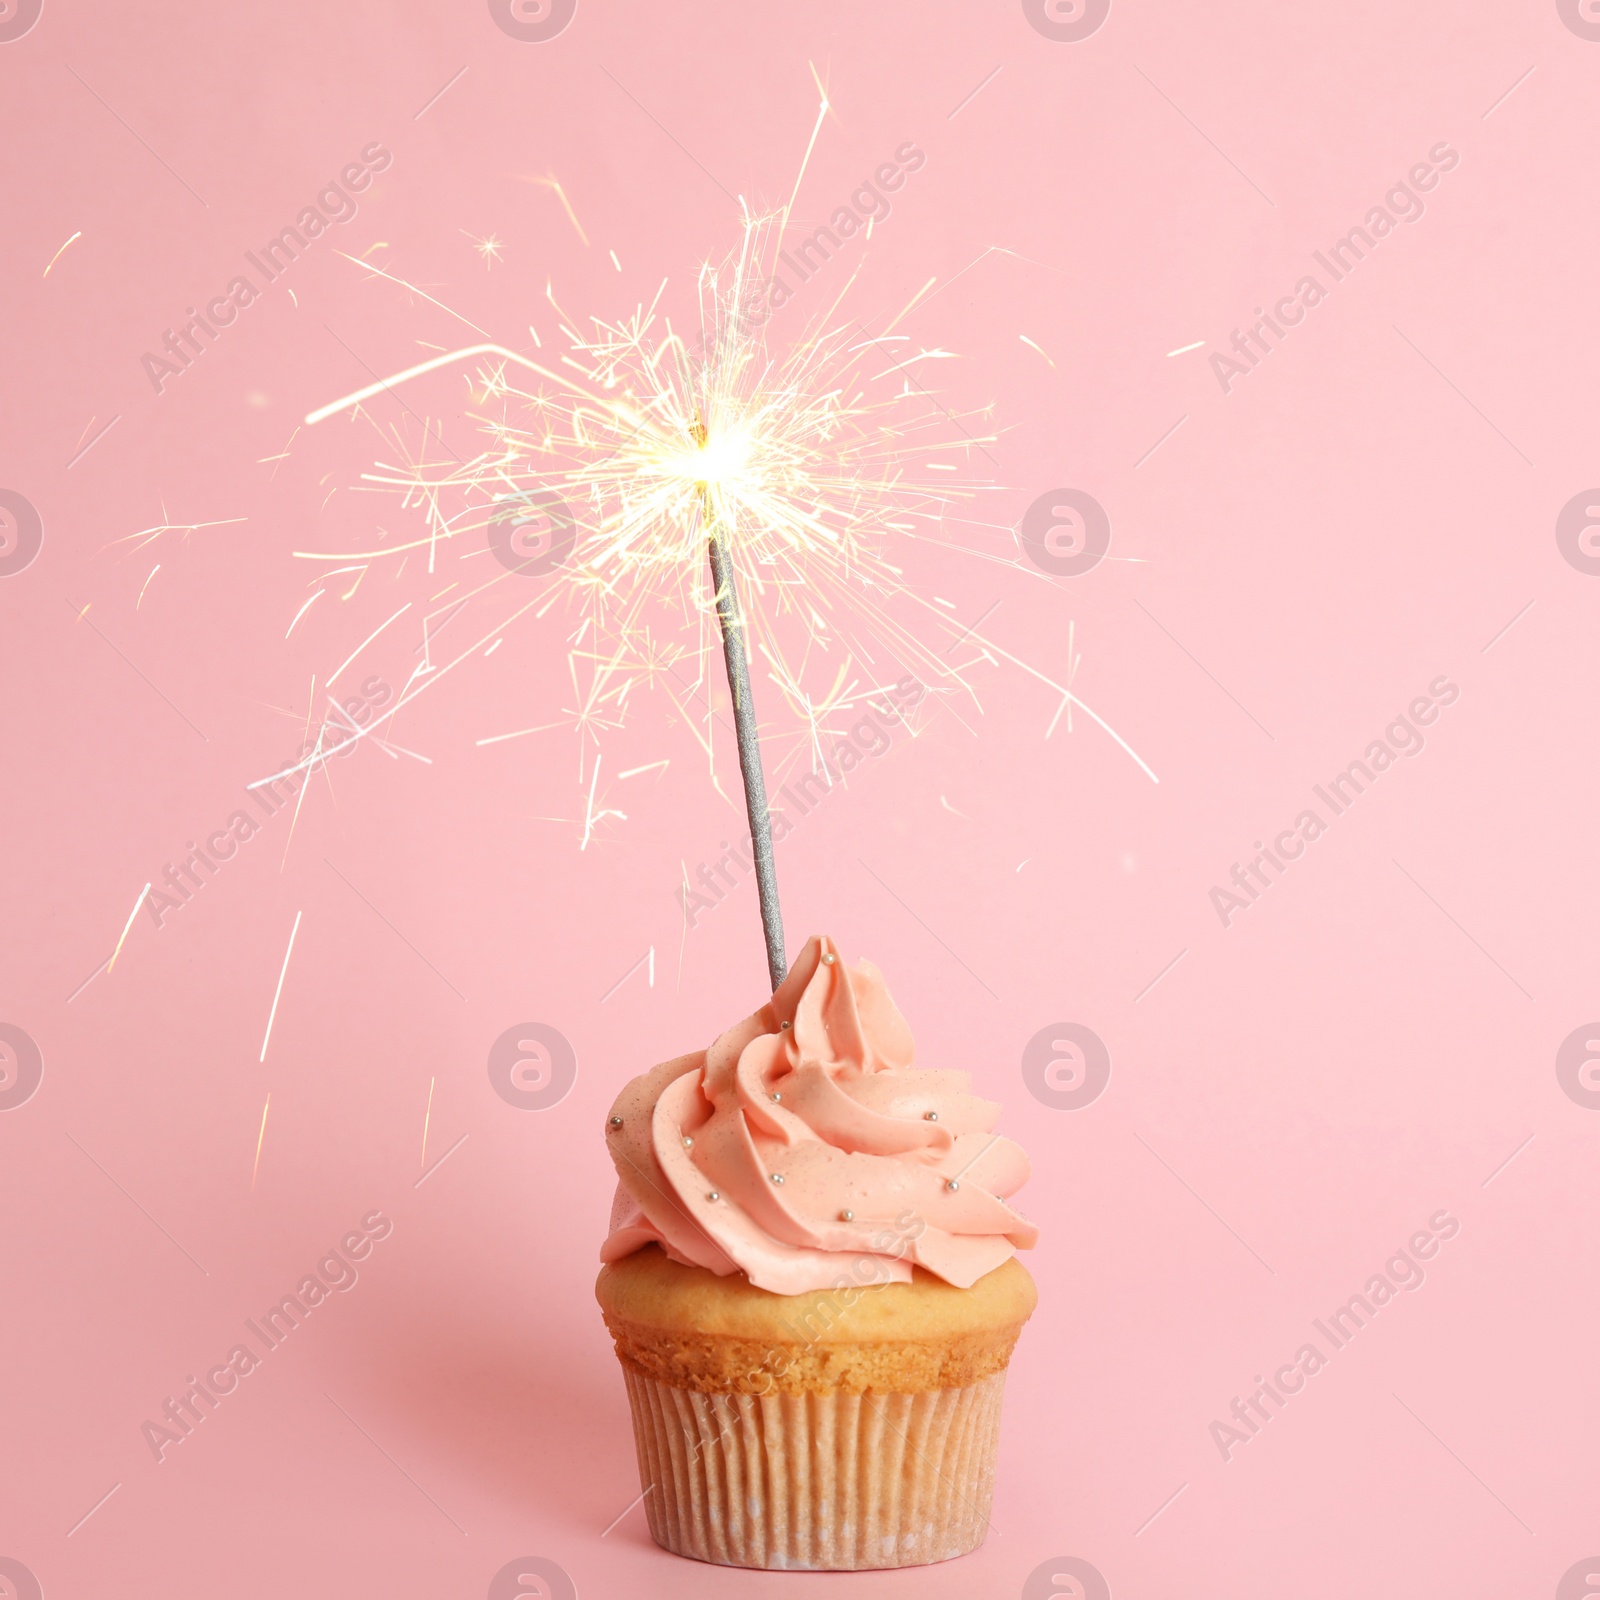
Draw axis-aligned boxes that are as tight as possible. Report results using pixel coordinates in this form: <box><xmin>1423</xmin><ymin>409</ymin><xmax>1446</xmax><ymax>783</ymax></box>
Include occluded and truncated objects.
<box><xmin>620</xmin><ymin>1367</ymin><xmax>1006</xmax><ymax>1570</ymax></box>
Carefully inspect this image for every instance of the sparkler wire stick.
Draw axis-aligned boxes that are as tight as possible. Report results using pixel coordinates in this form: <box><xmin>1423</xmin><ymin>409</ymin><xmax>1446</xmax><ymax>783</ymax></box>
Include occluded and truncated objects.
<box><xmin>695</xmin><ymin>420</ymin><xmax>786</xmax><ymax>990</ymax></box>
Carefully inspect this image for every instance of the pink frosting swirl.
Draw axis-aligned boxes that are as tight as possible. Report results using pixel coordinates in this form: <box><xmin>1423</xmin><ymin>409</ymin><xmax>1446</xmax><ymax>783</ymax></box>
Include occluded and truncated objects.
<box><xmin>600</xmin><ymin>935</ymin><xmax>1038</xmax><ymax>1294</ymax></box>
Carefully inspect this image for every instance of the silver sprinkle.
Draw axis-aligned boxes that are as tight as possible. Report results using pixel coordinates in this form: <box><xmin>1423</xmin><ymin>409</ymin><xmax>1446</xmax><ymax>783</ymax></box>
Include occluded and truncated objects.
<box><xmin>924</xmin><ymin>1111</ymin><xmax>939</xmax><ymax>1121</ymax></box>
<box><xmin>839</xmin><ymin>1209</ymin><xmax>854</xmax><ymax>1222</ymax></box>
<box><xmin>707</xmin><ymin>1190</ymin><xmax>720</xmax><ymax>1202</ymax></box>
<box><xmin>770</xmin><ymin>1173</ymin><xmax>785</xmax><ymax>1185</ymax></box>
<box><xmin>608</xmin><ymin>1115</ymin><xmax>623</xmax><ymax>1127</ymax></box>
<box><xmin>945</xmin><ymin>1179</ymin><xmax>960</xmax><ymax>1191</ymax></box>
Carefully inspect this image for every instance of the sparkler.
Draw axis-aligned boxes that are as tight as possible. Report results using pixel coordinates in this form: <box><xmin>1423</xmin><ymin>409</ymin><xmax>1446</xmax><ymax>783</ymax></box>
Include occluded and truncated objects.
<box><xmin>300</xmin><ymin>214</ymin><xmax>1009</xmax><ymax>988</ymax></box>
<box><xmin>293</xmin><ymin>132</ymin><xmax>1157</xmax><ymax>986</ymax></box>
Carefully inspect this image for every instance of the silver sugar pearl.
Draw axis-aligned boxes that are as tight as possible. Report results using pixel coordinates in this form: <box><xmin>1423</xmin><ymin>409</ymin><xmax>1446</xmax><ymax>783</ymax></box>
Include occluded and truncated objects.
<box><xmin>707</xmin><ymin>1190</ymin><xmax>720</xmax><ymax>1202</ymax></box>
<box><xmin>771</xmin><ymin>1091</ymin><xmax>782</xmax><ymax>1102</ymax></box>
<box><xmin>839</xmin><ymin>1209</ymin><xmax>854</xmax><ymax>1222</ymax></box>
<box><xmin>779</xmin><ymin>1020</ymin><xmax>791</xmax><ymax>1030</ymax></box>
<box><xmin>608</xmin><ymin>1115</ymin><xmax>623</xmax><ymax>1127</ymax></box>
<box><xmin>822</xmin><ymin>953</ymin><xmax>836</xmax><ymax>964</ymax></box>
<box><xmin>770</xmin><ymin>1173</ymin><xmax>785</xmax><ymax>1185</ymax></box>
<box><xmin>924</xmin><ymin>1111</ymin><xmax>939</xmax><ymax>1121</ymax></box>
<box><xmin>682</xmin><ymin>1136</ymin><xmax>693</xmax><ymax>1148</ymax></box>
<box><xmin>945</xmin><ymin>1179</ymin><xmax>960</xmax><ymax>1191</ymax></box>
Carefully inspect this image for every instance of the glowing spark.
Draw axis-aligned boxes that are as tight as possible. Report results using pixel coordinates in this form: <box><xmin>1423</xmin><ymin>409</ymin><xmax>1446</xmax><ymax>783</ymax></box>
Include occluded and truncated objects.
<box><xmin>464</xmin><ymin>230</ymin><xmax>505</xmax><ymax>268</ymax></box>
<box><xmin>111</xmin><ymin>514</ymin><xmax>246</xmax><ymax>557</ymax></box>
<box><xmin>327</xmin><ymin>602</ymin><xmax>411</xmax><ymax>686</ymax></box>
<box><xmin>259</xmin><ymin>911</ymin><xmax>302</xmax><ymax>1063</ymax></box>
<box><xmin>303</xmin><ymin>341</ymin><xmax>516</xmax><ymax>425</ymax></box>
<box><xmin>380</xmin><ymin>740</ymin><xmax>432</xmax><ymax>764</ymax></box>
<box><xmin>484</xmin><ymin>638</ymin><xmax>503</xmax><ymax>656</ymax></box>
<box><xmin>1019</xmin><ymin>334</ymin><xmax>1056</xmax><ymax>368</ymax></box>
<box><xmin>518</xmin><ymin>173</ymin><xmax>589</xmax><ymax>246</ymax></box>
<box><xmin>1045</xmin><ymin>619</ymin><xmax>1082</xmax><ymax>738</ymax></box>
<box><xmin>333</xmin><ymin>251</ymin><xmax>490</xmax><ymax>338</ymax></box>
<box><xmin>420</xmin><ymin>1075</ymin><xmax>436</xmax><ymax>1168</ymax></box>
<box><xmin>284</xmin><ymin>153</ymin><xmax>1159</xmax><ymax>828</ymax></box>
<box><xmin>475</xmin><ymin>721</ymin><xmax>563</xmax><ymax>747</ymax></box>
<box><xmin>939</xmin><ymin>795</ymin><xmax>966</xmax><ymax>818</ymax></box>
<box><xmin>252</xmin><ymin>1093</ymin><xmax>271</xmax><ymax>1190</ymax></box>
<box><xmin>43</xmin><ymin>230</ymin><xmax>83</xmax><ymax>277</ymax></box>
<box><xmin>252</xmin><ymin>596</ymin><xmax>549</xmax><ymax>790</ymax></box>
<box><xmin>136</xmin><ymin>565</ymin><xmax>160</xmax><ymax>608</ymax></box>
<box><xmin>286</xmin><ymin>589</ymin><xmax>325</xmax><ymax>637</ymax></box>
<box><xmin>581</xmin><ymin>754</ymin><xmax>602</xmax><ymax>850</ymax></box>
<box><xmin>288</xmin><ymin>288</ymin><xmax>298</xmax><ymax>308</ymax></box>
<box><xmin>609</xmin><ymin>249</ymin><xmax>622</xmax><ymax>272</ymax></box>
<box><xmin>1167</xmin><ymin>340</ymin><xmax>1205</xmax><ymax>357</ymax></box>
<box><xmin>279</xmin><ymin>717</ymin><xmax>324</xmax><ymax>869</ymax></box>
<box><xmin>780</xmin><ymin>66</ymin><xmax>831</xmax><ymax>235</ymax></box>
<box><xmin>107</xmin><ymin>883</ymin><xmax>151</xmax><ymax>971</ymax></box>
<box><xmin>259</xmin><ymin>425</ymin><xmax>300</xmax><ymax>475</ymax></box>
<box><xmin>808</xmin><ymin>60</ymin><xmax>834</xmax><ymax>120</ymax></box>
<box><xmin>618</xmin><ymin>760</ymin><xmax>668</xmax><ymax>778</ymax></box>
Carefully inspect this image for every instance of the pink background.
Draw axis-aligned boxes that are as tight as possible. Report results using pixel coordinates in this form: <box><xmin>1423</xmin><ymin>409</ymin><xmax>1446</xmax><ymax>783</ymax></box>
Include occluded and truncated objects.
<box><xmin>3</xmin><ymin>1</ymin><xmax>1598</xmax><ymax>1595</ymax></box>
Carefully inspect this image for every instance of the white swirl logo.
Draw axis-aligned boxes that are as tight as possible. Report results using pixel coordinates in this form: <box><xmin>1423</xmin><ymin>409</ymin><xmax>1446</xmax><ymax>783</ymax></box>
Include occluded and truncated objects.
<box><xmin>1021</xmin><ymin>0</ymin><xmax>1111</xmax><ymax>42</ymax></box>
<box><xmin>487</xmin><ymin>1024</ymin><xmax>577</xmax><ymax>1110</ymax></box>
<box><xmin>1556</xmin><ymin>1024</ymin><xmax>1600</xmax><ymax>1109</ymax></box>
<box><xmin>489</xmin><ymin>489</ymin><xmax>576</xmax><ymax>576</ymax></box>
<box><xmin>0</xmin><ymin>1025</ymin><xmax>43</xmax><ymax>1112</ymax></box>
<box><xmin>1022</xmin><ymin>1555</ymin><xmax>1112</xmax><ymax>1600</ymax></box>
<box><xmin>1020</xmin><ymin>488</ymin><xmax>1111</xmax><ymax>576</ymax></box>
<box><xmin>1557</xmin><ymin>1557</ymin><xmax>1600</xmax><ymax>1600</ymax></box>
<box><xmin>0</xmin><ymin>491</ymin><xmax>43</xmax><ymax>577</ymax></box>
<box><xmin>0</xmin><ymin>1</ymin><xmax>43</xmax><ymax>44</ymax></box>
<box><xmin>487</xmin><ymin>0</ymin><xmax>577</xmax><ymax>42</ymax></box>
<box><xmin>487</xmin><ymin>1555</ymin><xmax>577</xmax><ymax>1600</ymax></box>
<box><xmin>1022</xmin><ymin>1022</ymin><xmax>1111</xmax><ymax>1110</ymax></box>
<box><xmin>1557</xmin><ymin>0</ymin><xmax>1600</xmax><ymax>40</ymax></box>
<box><xmin>0</xmin><ymin>1557</ymin><xmax>43</xmax><ymax>1600</ymax></box>
<box><xmin>1556</xmin><ymin>489</ymin><xmax>1600</xmax><ymax>573</ymax></box>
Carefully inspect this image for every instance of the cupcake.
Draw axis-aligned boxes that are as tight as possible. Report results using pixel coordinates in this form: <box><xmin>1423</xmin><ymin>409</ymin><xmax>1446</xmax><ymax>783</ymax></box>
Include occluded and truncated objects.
<box><xmin>596</xmin><ymin>934</ymin><xmax>1038</xmax><ymax>1570</ymax></box>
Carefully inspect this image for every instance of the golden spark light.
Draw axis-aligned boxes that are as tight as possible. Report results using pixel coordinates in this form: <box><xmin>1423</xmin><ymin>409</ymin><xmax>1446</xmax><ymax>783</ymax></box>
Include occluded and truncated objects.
<box><xmin>420</xmin><ymin>1074</ymin><xmax>436</xmax><ymax>1169</ymax></box>
<box><xmin>252</xmin><ymin>1092</ymin><xmax>271</xmax><ymax>1191</ymax></box>
<box><xmin>43</xmin><ymin>229</ymin><xmax>82</xmax><ymax>278</ymax></box>
<box><xmin>277</xmin><ymin>106</ymin><xmax>1156</xmax><ymax>855</ymax></box>
<box><xmin>107</xmin><ymin>882</ymin><xmax>152</xmax><ymax>972</ymax></box>
<box><xmin>463</xmin><ymin>229</ymin><xmax>506</xmax><ymax>268</ymax></box>
<box><xmin>259</xmin><ymin>910</ymin><xmax>302</xmax><ymax>1063</ymax></box>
